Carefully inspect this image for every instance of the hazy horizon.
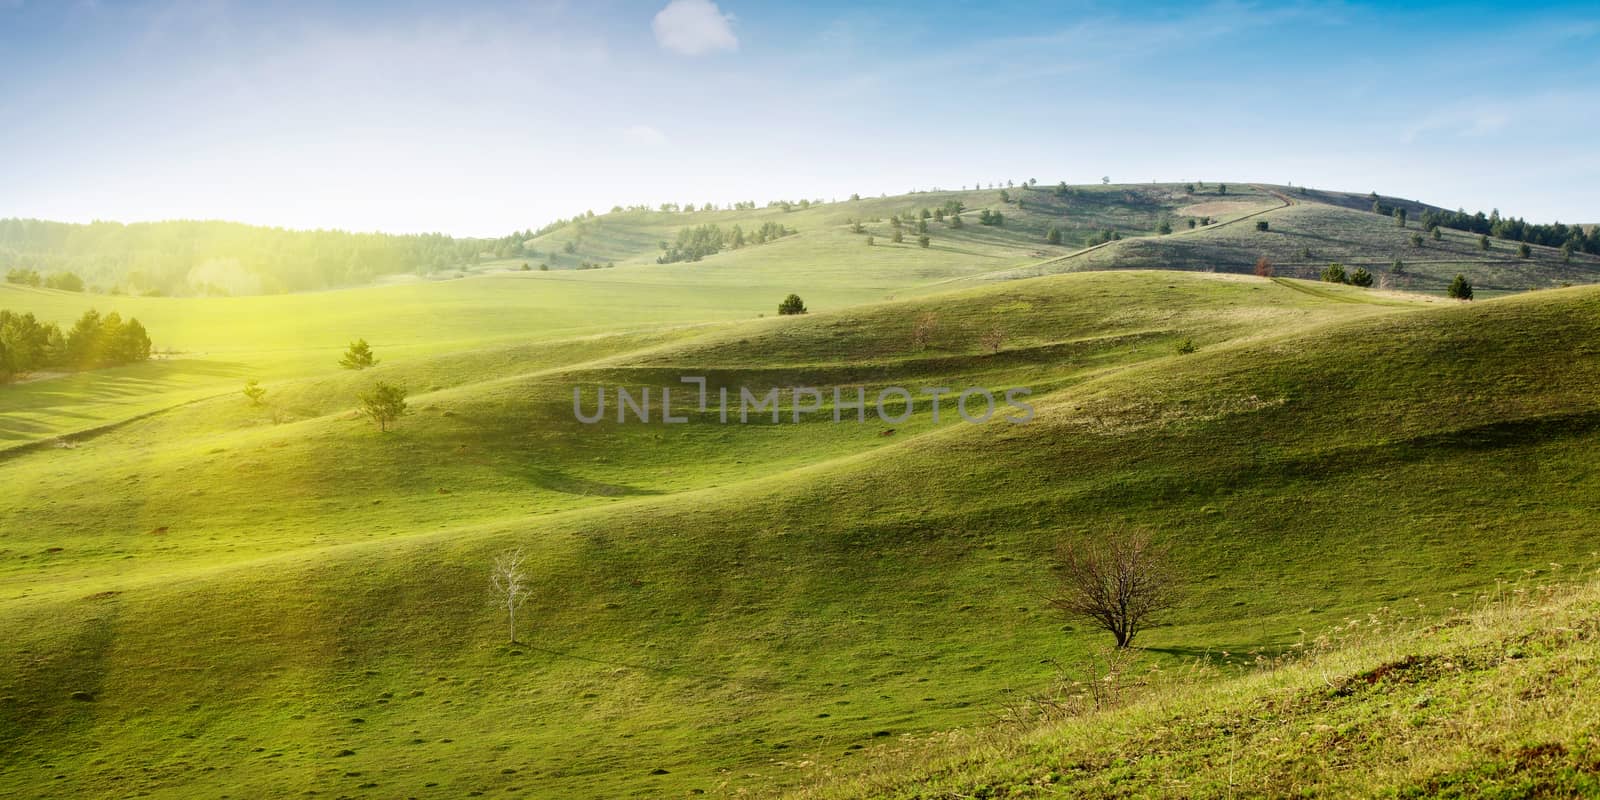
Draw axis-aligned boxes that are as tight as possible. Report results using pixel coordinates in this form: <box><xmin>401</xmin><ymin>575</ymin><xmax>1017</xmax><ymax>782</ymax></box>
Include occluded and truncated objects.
<box><xmin>4</xmin><ymin>0</ymin><xmax>1597</xmax><ymax>237</ymax></box>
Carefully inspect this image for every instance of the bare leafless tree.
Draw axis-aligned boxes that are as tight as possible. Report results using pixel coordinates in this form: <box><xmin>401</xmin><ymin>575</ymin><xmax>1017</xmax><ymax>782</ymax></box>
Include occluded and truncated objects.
<box><xmin>910</xmin><ymin>312</ymin><xmax>939</xmax><ymax>352</ymax></box>
<box><xmin>489</xmin><ymin>548</ymin><xmax>531</xmax><ymax>643</ymax></box>
<box><xmin>979</xmin><ymin>327</ymin><xmax>1006</xmax><ymax>354</ymax></box>
<box><xmin>1048</xmin><ymin>531</ymin><xmax>1180</xmax><ymax>649</ymax></box>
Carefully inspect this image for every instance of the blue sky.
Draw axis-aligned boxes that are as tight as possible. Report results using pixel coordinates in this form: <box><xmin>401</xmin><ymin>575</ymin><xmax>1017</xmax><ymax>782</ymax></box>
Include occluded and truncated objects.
<box><xmin>1</xmin><ymin>0</ymin><xmax>1596</xmax><ymax>236</ymax></box>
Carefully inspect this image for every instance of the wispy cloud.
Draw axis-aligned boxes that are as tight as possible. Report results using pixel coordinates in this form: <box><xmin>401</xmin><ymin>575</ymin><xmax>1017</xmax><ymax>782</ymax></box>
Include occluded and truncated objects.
<box><xmin>622</xmin><ymin>124</ymin><xmax>668</xmax><ymax>146</ymax></box>
<box><xmin>652</xmin><ymin>0</ymin><xmax>737</xmax><ymax>56</ymax></box>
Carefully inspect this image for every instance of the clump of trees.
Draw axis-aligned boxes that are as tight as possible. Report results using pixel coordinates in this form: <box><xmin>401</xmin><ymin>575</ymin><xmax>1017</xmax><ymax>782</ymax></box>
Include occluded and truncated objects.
<box><xmin>5</xmin><ymin>268</ymin><xmax>84</xmax><ymax>291</ymax></box>
<box><xmin>0</xmin><ymin>308</ymin><xmax>151</xmax><ymax>381</ymax></box>
<box><xmin>978</xmin><ymin>209</ymin><xmax>1005</xmax><ymax>226</ymax></box>
<box><xmin>1048</xmin><ymin>531</ymin><xmax>1180</xmax><ymax>649</ymax></box>
<box><xmin>777</xmin><ymin>294</ymin><xmax>807</xmax><ymax>316</ymax></box>
<box><xmin>656</xmin><ymin>222</ymin><xmax>794</xmax><ymax>264</ymax></box>
<box><xmin>1418</xmin><ymin>207</ymin><xmax>1598</xmax><ymax>254</ymax></box>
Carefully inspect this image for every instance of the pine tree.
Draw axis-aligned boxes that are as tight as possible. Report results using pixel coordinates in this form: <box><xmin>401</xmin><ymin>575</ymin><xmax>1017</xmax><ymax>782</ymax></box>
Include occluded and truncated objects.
<box><xmin>1448</xmin><ymin>274</ymin><xmax>1474</xmax><ymax>300</ymax></box>
<box><xmin>1046</xmin><ymin>226</ymin><xmax>1062</xmax><ymax>245</ymax></box>
<box><xmin>340</xmin><ymin>338</ymin><xmax>379</xmax><ymax>370</ymax></box>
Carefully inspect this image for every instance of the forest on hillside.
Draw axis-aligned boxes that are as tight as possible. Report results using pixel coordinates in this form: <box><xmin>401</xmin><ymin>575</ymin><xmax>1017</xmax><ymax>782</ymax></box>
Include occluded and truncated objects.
<box><xmin>0</xmin><ymin>218</ymin><xmax>484</xmax><ymax>296</ymax></box>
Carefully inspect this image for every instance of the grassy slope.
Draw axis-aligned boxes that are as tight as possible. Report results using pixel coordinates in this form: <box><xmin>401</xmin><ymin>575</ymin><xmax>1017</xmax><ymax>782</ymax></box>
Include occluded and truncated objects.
<box><xmin>4</xmin><ymin>269</ymin><xmax>1600</xmax><ymax>798</ymax></box>
<box><xmin>4</xmin><ymin>183</ymin><xmax>1582</xmax><ymax>447</ymax></box>
<box><xmin>791</xmin><ymin>575</ymin><xmax>1600</xmax><ymax>799</ymax></box>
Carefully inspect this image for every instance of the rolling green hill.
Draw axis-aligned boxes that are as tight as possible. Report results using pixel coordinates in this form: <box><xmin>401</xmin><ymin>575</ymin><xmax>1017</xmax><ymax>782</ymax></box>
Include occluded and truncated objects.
<box><xmin>4</xmin><ymin>254</ymin><xmax>1600</xmax><ymax>798</ymax></box>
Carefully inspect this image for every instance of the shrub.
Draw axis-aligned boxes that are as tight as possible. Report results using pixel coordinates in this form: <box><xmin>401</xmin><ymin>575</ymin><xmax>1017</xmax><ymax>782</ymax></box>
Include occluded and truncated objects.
<box><xmin>1175</xmin><ymin>338</ymin><xmax>1197</xmax><ymax>355</ymax></box>
<box><xmin>918</xmin><ymin>235</ymin><xmax>930</xmax><ymax>248</ymax></box>
<box><xmin>1255</xmin><ymin>220</ymin><xmax>1269</xmax><ymax>232</ymax></box>
<box><xmin>1321</xmin><ymin>263</ymin><xmax>1349</xmax><ymax>284</ymax></box>
<box><xmin>777</xmin><ymin>294</ymin><xmax>807</xmax><ymax>316</ymax></box>
<box><xmin>1518</xmin><ymin>243</ymin><xmax>1532</xmax><ymax>259</ymax></box>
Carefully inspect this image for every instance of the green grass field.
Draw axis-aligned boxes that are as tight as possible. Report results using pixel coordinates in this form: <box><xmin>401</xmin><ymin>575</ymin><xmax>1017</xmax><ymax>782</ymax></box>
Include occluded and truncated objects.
<box><xmin>3</xmin><ymin>184</ymin><xmax>1599</xmax><ymax>798</ymax></box>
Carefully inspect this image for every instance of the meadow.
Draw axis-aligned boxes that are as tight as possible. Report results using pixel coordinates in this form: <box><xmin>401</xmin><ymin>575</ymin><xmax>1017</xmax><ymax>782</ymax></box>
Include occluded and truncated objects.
<box><xmin>2</xmin><ymin>185</ymin><xmax>1599</xmax><ymax>798</ymax></box>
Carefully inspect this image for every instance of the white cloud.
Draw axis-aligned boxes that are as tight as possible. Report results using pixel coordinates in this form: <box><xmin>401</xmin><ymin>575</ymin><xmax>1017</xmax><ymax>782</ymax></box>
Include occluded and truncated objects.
<box><xmin>652</xmin><ymin>0</ymin><xmax>737</xmax><ymax>56</ymax></box>
<box><xmin>622</xmin><ymin>124</ymin><xmax>668</xmax><ymax>146</ymax></box>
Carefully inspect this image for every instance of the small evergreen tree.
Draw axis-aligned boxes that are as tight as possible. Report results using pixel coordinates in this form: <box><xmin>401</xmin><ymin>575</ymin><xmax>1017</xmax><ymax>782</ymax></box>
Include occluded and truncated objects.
<box><xmin>1046</xmin><ymin>226</ymin><xmax>1062</xmax><ymax>245</ymax></box>
<box><xmin>1158</xmin><ymin>220</ymin><xmax>1173</xmax><ymax>235</ymax></box>
<box><xmin>340</xmin><ymin>338</ymin><xmax>378</xmax><ymax>370</ymax></box>
<box><xmin>1448</xmin><ymin>274</ymin><xmax>1474</xmax><ymax>300</ymax></box>
<box><xmin>1321</xmin><ymin>263</ymin><xmax>1349</xmax><ymax>284</ymax></box>
<box><xmin>1390</xmin><ymin>259</ymin><xmax>1406</xmax><ymax>276</ymax></box>
<box><xmin>918</xmin><ymin>235</ymin><xmax>930</xmax><ymax>248</ymax></box>
<box><xmin>1518</xmin><ymin>242</ymin><xmax>1532</xmax><ymax>259</ymax></box>
<box><xmin>891</xmin><ymin>229</ymin><xmax>904</xmax><ymax>243</ymax></box>
<box><xmin>777</xmin><ymin>294</ymin><xmax>807</xmax><ymax>316</ymax></box>
<box><xmin>1479</xmin><ymin>235</ymin><xmax>1491</xmax><ymax>251</ymax></box>
<box><xmin>1394</xmin><ymin>208</ymin><xmax>1407</xmax><ymax>228</ymax></box>
<box><xmin>1350</xmin><ymin>267</ymin><xmax>1374</xmax><ymax>287</ymax></box>
<box><xmin>1255</xmin><ymin>220</ymin><xmax>1269</xmax><ymax>232</ymax></box>
<box><xmin>243</xmin><ymin>379</ymin><xmax>266</xmax><ymax>406</ymax></box>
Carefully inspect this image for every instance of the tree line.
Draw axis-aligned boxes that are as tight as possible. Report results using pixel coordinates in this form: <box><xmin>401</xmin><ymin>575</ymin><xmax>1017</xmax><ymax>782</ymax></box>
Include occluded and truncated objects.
<box><xmin>1365</xmin><ymin>195</ymin><xmax>1597</xmax><ymax>255</ymax></box>
<box><xmin>0</xmin><ymin>308</ymin><xmax>152</xmax><ymax>381</ymax></box>
<box><xmin>0</xmin><ymin>218</ymin><xmax>481</xmax><ymax>296</ymax></box>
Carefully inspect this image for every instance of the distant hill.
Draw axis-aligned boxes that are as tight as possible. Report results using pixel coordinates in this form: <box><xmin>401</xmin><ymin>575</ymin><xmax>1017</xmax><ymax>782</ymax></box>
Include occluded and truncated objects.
<box><xmin>8</xmin><ymin>182</ymin><xmax>1593</xmax><ymax>298</ymax></box>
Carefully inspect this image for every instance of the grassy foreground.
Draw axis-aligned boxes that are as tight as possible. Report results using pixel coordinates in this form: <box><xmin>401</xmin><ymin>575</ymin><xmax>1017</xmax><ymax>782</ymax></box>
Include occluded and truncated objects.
<box><xmin>791</xmin><ymin>572</ymin><xmax>1600</xmax><ymax>799</ymax></box>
